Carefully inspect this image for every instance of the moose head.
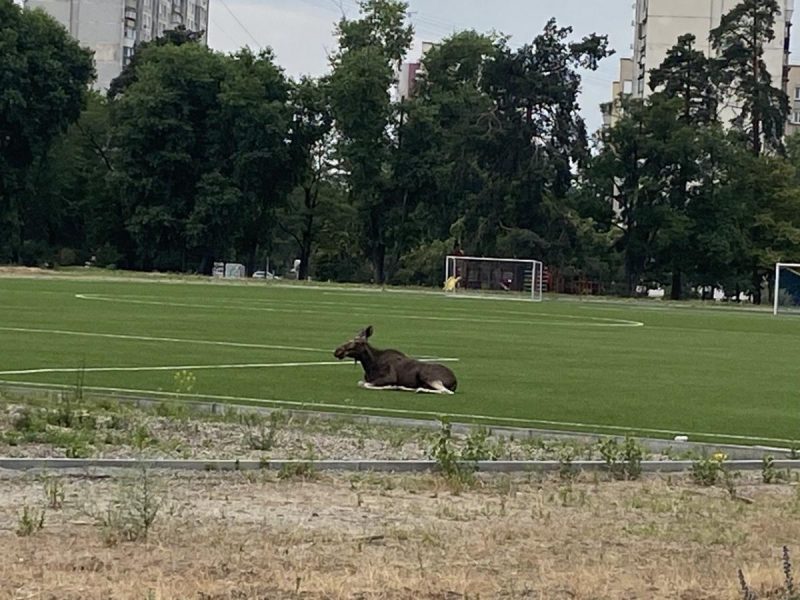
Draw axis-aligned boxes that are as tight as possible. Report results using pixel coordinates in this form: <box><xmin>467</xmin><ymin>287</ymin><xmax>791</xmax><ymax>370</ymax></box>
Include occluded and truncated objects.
<box><xmin>333</xmin><ymin>325</ymin><xmax>373</xmax><ymax>360</ymax></box>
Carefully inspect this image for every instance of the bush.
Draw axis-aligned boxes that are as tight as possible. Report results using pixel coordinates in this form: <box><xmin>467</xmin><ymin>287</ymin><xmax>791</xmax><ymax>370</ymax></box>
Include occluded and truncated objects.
<box><xmin>93</xmin><ymin>243</ymin><xmax>122</xmax><ymax>268</ymax></box>
<box><xmin>19</xmin><ymin>240</ymin><xmax>51</xmax><ymax>267</ymax></box>
<box><xmin>55</xmin><ymin>247</ymin><xmax>78</xmax><ymax>266</ymax></box>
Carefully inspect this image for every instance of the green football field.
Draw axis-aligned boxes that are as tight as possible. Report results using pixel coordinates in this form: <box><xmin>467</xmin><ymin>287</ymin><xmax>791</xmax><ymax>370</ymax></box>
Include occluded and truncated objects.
<box><xmin>0</xmin><ymin>274</ymin><xmax>799</xmax><ymax>446</ymax></box>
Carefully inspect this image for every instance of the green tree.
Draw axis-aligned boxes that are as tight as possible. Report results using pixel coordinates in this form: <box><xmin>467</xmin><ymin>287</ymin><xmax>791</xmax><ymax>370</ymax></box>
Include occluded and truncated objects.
<box><xmin>277</xmin><ymin>77</ymin><xmax>336</xmax><ymax>281</ymax></box>
<box><xmin>710</xmin><ymin>0</ymin><xmax>789</xmax><ymax>155</ymax></box>
<box><xmin>648</xmin><ymin>33</ymin><xmax>717</xmax><ymax>125</ymax></box>
<box><xmin>646</xmin><ymin>36</ymin><xmax>719</xmax><ymax>298</ymax></box>
<box><xmin>469</xmin><ymin>20</ymin><xmax>612</xmax><ymax>270</ymax></box>
<box><xmin>107</xmin><ymin>25</ymin><xmax>205</xmax><ymax>99</ymax></box>
<box><xmin>0</xmin><ymin>0</ymin><xmax>94</xmax><ymax>262</ymax></box>
<box><xmin>111</xmin><ymin>43</ymin><xmax>295</xmax><ymax>272</ymax></box>
<box><xmin>20</xmin><ymin>92</ymin><xmax>116</xmax><ymax>266</ymax></box>
<box><xmin>329</xmin><ymin>0</ymin><xmax>414</xmax><ymax>283</ymax></box>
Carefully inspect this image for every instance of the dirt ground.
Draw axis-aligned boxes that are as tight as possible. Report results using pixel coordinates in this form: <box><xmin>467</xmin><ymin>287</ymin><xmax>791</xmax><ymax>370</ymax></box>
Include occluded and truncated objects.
<box><xmin>2</xmin><ymin>467</ymin><xmax>800</xmax><ymax>600</ymax></box>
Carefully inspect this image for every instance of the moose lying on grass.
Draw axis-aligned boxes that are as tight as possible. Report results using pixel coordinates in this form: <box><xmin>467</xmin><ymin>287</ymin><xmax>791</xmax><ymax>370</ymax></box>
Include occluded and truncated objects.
<box><xmin>333</xmin><ymin>325</ymin><xmax>457</xmax><ymax>394</ymax></box>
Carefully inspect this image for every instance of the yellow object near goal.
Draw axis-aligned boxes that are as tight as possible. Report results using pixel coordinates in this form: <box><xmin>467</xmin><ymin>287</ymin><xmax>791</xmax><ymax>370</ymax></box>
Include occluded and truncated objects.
<box><xmin>443</xmin><ymin>276</ymin><xmax>461</xmax><ymax>291</ymax></box>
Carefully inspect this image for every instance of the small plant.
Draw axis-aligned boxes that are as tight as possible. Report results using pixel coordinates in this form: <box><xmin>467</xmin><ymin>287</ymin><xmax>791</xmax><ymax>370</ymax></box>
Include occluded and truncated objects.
<box><xmin>43</xmin><ymin>475</ymin><xmax>65</xmax><ymax>509</ymax></box>
<box><xmin>95</xmin><ymin>465</ymin><xmax>163</xmax><ymax>545</ymax></box>
<box><xmin>132</xmin><ymin>423</ymin><xmax>153</xmax><ymax>451</ymax></box>
<box><xmin>277</xmin><ymin>461</ymin><xmax>316</xmax><ymax>481</ymax></box>
<box><xmin>557</xmin><ymin>446</ymin><xmax>577</xmax><ymax>481</ymax></box>
<box><xmin>597</xmin><ymin>435</ymin><xmax>644</xmax><ymax>480</ymax></box>
<box><xmin>690</xmin><ymin>452</ymin><xmax>727</xmax><ymax>487</ymax></box>
<box><xmin>738</xmin><ymin>546</ymin><xmax>798</xmax><ymax>599</ymax></box>
<box><xmin>16</xmin><ymin>506</ymin><xmax>45</xmax><ymax>536</ymax></box>
<box><xmin>763</xmin><ymin>455</ymin><xmax>778</xmax><ymax>484</ymax></box>
<box><xmin>427</xmin><ymin>420</ymin><xmax>475</xmax><ymax>488</ymax></box>
<box><xmin>245</xmin><ymin>411</ymin><xmax>281</xmax><ymax>451</ymax></box>
<box><xmin>65</xmin><ymin>438</ymin><xmax>91</xmax><ymax>458</ymax></box>
<box><xmin>173</xmin><ymin>369</ymin><xmax>196</xmax><ymax>395</ymax></box>
<box><xmin>461</xmin><ymin>426</ymin><xmax>500</xmax><ymax>461</ymax></box>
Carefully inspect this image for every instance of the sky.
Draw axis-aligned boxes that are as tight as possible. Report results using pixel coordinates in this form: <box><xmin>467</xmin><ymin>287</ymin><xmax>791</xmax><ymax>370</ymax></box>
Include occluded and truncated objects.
<box><xmin>208</xmin><ymin>0</ymin><xmax>638</xmax><ymax>133</ymax></box>
<box><xmin>208</xmin><ymin>0</ymin><xmax>800</xmax><ymax>134</ymax></box>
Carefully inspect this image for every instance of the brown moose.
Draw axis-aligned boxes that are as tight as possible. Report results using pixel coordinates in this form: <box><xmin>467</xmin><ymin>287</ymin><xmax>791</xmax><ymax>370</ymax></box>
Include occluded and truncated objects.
<box><xmin>333</xmin><ymin>325</ymin><xmax>457</xmax><ymax>394</ymax></box>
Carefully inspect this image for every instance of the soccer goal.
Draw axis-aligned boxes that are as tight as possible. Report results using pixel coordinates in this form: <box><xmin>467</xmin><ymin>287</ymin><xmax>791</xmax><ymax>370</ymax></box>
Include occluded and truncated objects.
<box><xmin>444</xmin><ymin>255</ymin><xmax>544</xmax><ymax>301</ymax></box>
<box><xmin>773</xmin><ymin>263</ymin><xmax>800</xmax><ymax>315</ymax></box>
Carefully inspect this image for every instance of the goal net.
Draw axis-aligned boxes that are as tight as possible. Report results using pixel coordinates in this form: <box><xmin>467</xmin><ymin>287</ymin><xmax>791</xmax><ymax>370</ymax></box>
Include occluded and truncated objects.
<box><xmin>444</xmin><ymin>255</ymin><xmax>544</xmax><ymax>301</ymax></box>
<box><xmin>773</xmin><ymin>263</ymin><xmax>800</xmax><ymax>315</ymax></box>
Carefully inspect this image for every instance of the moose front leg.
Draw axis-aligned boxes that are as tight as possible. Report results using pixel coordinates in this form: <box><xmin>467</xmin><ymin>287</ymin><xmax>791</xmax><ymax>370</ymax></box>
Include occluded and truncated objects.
<box><xmin>358</xmin><ymin>365</ymin><xmax>399</xmax><ymax>390</ymax></box>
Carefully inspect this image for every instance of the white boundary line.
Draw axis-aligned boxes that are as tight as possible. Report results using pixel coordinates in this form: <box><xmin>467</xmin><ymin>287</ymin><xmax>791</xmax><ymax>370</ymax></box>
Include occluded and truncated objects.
<box><xmin>0</xmin><ymin>357</ymin><xmax>459</xmax><ymax>376</ymax></box>
<box><xmin>0</xmin><ymin>361</ymin><xmax>346</xmax><ymax>375</ymax></box>
<box><xmin>0</xmin><ymin>380</ymin><xmax>793</xmax><ymax>445</ymax></box>
<box><xmin>74</xmin><ymin>293</ymin><xmax>644</xmax><ymax>328</ymax></box>
<box><xmin>0</xmin><ymin>326</ymin><xmax>331</xmax><ymax>353</ymax></box>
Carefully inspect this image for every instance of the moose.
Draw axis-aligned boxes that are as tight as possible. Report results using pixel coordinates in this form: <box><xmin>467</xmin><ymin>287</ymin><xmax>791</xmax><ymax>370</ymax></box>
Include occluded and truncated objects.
<box><xmin>333</xmin><ymin>325</ymin><xmax>458</xmax><ymax>394</ymax></box>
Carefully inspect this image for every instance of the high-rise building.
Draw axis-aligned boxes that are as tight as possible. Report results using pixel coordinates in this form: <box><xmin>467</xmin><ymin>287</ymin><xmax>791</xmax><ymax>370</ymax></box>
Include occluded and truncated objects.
<box><xmin>24</xmin><ymin>0</ymin><xmax>210</xmax><ymax>93</ymax></box>
<box><xmin>604</xmin><ymin>0</ymin><xmax>794</xmax><ymax>128</ymax></box>
<box><xmin>397</xmin><ymin>41</ymin><xmax>436</xmax><ymax>100</ymax></box>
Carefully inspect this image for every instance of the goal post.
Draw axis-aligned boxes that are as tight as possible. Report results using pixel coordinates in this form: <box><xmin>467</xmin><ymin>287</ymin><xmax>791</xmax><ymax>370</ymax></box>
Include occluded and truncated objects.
<box><xmin>773</xmin><ymin>262</ymin><xmax>800</xmax><ymax>315</ymax></box>
<box><xmin>444</xmin><ymin>255</ymin><xmax>544</xmax><ymax>301</ymax></box>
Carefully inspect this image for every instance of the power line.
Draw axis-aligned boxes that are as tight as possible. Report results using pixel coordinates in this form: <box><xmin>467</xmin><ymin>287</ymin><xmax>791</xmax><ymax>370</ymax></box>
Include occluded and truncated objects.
<box><xmin>217</xmin><ymin>0</ymin><xmax>262</xmax><ymax>50</ymax></box>
<box><xmin>209</xmin><ymin>16</ymin><xmax>238</xmax><ymax>48</ymax></box>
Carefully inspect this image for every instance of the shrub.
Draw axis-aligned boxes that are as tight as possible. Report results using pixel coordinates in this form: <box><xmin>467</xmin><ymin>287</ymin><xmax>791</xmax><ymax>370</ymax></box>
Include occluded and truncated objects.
<box><xmin>597</xmin><ymin>435</ymin><xmax>644</xmax><ymax>480</ymax></box>
<box><xmin>691</xmin><ymin>452</ymin><xmax>728</xmax><ymax>486</ymax></box>
<box><xmin>16</xmin><ymin>506</ymin><xmax>45</xmax><ymax>536</ymax></box>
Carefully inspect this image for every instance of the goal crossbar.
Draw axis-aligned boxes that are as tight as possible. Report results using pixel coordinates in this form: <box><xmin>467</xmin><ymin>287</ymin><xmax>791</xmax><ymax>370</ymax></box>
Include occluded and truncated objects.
<box><xmin>773</xmin><ymin>262</ymin><xmax>800</xmax><ymax>315</ymax></box>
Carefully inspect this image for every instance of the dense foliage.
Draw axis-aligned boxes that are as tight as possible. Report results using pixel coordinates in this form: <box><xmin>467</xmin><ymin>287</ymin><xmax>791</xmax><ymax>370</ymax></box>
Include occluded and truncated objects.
<box><xmin>3</xmin><ymin>0</ymin><xmax>799</xmax><ymax>301</ymax></box>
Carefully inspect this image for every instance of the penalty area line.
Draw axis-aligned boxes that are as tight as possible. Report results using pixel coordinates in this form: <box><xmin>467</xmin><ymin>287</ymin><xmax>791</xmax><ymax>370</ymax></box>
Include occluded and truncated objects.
<box><xmin>0</xmin><ymin>380</ymin><xmax>788</xmax><ymax>445</ymax></box>
<box><xmin>0</xmin><ymin>357</ymin><xmax>459</xmax><ymax>376</ymax></box>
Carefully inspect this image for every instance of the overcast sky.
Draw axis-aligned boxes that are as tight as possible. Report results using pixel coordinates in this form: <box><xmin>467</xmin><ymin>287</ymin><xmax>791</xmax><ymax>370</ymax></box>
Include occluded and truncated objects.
<box><xmin>208</xmin><ymin>0</ymin><xmax>800</xmax><ymax>134</ymax></box>
<box><xmin>208</xmin><ymin>0</ymin><xmax>635</xmax><ymax>133</ymax></box>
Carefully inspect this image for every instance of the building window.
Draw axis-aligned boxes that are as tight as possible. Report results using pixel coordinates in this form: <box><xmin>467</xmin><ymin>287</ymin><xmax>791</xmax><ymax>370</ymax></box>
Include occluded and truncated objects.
<box><xmin>122</xmin><ymin>46</ymin><xmax>134</xmax><ymax>66</ymax></box>
<box><xmin>794</xmin><ymin>87</ymin><xmax>800</xmax><ymax>101</ymax></box>
<box><xmin>791</xmin><ymin>111</ymin><xmax>800</xmax><ymax>125</ymax></box>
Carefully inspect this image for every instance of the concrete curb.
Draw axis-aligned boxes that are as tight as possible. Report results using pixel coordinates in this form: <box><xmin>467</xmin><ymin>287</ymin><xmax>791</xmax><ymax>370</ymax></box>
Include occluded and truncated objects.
<box><xmin>0</xmin><ymin>383</ymin><xmax>794</xmax><ymax>460</ymax></box>
<box><xmin>2</xmin><ymin>457</ymin><xmax>800</xmax><ymax>474</ymax></box>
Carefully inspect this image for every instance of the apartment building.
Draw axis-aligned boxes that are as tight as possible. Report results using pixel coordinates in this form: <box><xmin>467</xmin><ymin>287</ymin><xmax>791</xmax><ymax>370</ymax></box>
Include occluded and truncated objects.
<box><xmin>397</xmin><ymin>41</ymin><xmax>437</xmax><ymax>100</ymax></box>
<box><xmin>605</xmin><ymin>0</ymin><xmax>794</xmax><ymax>128</ymax></box>
<box><xmin>24</xmin><ymin>0</ymin><xmax>210</xmax><ymax>92</ymax></box>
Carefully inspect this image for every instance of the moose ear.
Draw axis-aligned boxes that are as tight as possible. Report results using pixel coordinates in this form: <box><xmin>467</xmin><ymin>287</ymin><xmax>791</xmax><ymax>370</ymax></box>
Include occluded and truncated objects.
<box><xmin>364</xmin><ymin>325</ymin><xmax>373</xmax><ymax>338</ymax></box>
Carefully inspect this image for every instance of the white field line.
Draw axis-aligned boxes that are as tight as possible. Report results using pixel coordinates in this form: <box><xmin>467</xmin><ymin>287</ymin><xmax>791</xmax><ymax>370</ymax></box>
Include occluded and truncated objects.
<box><xmin>74</xmin><ymin>294</ymin><xmax>643</xmax><ymax>328</ymax></box>
<box><xmin>0</xmin><ymin>361</ymin><xmax>345</xmax><ymax>375</ymax></box>
<box><xmin>0</xmin><ymin>357</ymin><xmax>459</xmax><ymax>376</ymax></box>
<box><xmin>0</xmin><ymin>379</ymin><xmax>790</xmax><ymax>445</ymax></box>
<box><xmin>0</xmin><ymin>326</ymin><xmax>330</xmax><ymax>353</ymax></box>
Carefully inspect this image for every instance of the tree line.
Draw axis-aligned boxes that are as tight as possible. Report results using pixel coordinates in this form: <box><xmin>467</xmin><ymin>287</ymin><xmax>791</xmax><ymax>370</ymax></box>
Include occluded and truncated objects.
<box><xmin>2</xmin><ymin>0</ymin><xmax>799</xmax><ymax>300</ymax></box>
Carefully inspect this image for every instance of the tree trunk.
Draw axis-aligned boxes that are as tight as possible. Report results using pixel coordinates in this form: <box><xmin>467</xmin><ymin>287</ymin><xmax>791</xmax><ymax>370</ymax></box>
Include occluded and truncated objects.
<box><xmin>670</xmin><ymin>270</ymin><xmax>682</xmax><ymax>300</ymax></box>
<box><xmin>372</xmin><ymin>244</ymin><xmax>385</xmax><ymax>284</ymax></box>
<box><xmin>752</xmin><ymin>269</ymin><xmax>762</xmax><ymax>305</ymax></box>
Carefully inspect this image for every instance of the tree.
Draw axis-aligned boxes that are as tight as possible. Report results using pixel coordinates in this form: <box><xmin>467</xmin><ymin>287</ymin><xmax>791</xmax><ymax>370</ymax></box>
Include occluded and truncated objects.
<box><xmin>111</xmin><ymin>43</ymin><xmax>295</xmax><ymax>272</ymax></box>
<box><xmin>329</xmin><ymin>0</ymin><xmax>414</xmax><ymax>283</ymax></box>
<box><xmin>277</xmin><ymin>77</ymin><xmax>336</xmax><ymax>281</ymax></box>
<box><xmin>107</xmin><ymin>25</ymin><xmax>204</xmax><ymax>99</ymax></box>
<box><xmin>467</xmin><ymin>20</ymin><xmax>612</xmax><ymax>269</ymax></box>
<box><xmin>648</xmin><ymin>33</ymin><xmax>717</xmax><ymax>125</ymax></box>
<box><xmin>646</xmin><ymin>36</ymin><xmax>719</xmax><ymax>298</ymax></box>
<box><xmin>20</xmin><ymin>92</ymin><xmax>117</xmax><ymax>266</ymax></box>
<box><xmin>0</xmin><ymin>0</ymin><xmax>94</xmax><ymax>262</ymax></box>
<box><xmin>710</xmin><ymin>0</ymin><xmax>789</xmax><ymax>155</ymax></box>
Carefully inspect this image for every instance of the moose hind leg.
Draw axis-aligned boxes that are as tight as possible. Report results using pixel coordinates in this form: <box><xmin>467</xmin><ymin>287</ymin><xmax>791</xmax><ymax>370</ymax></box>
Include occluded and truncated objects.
<box><xmin>417</xmin><ymin>380</ymin><xmax>454</xmax><ymax>395</ymax></box>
